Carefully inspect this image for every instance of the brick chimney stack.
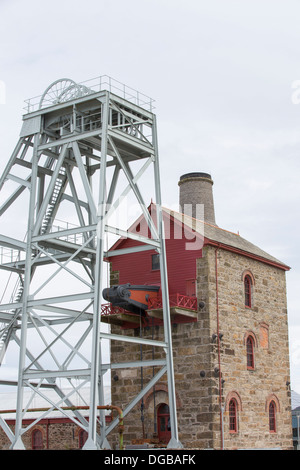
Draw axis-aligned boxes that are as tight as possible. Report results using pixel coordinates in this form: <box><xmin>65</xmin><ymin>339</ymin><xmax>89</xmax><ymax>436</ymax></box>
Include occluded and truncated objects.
<box><xmin>178</xmin><ymin>172</ymin><xmax>216</xmax><ymax>225</ymax></box>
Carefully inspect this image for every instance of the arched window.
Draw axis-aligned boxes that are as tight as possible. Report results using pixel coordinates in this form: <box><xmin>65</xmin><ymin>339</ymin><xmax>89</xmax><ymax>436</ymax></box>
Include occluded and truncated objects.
<box><xmin>32</xmin><ymin>429</ymin><xmax>43</xmax><ymax>450</ymax></box>
<box><xmin>246</xmin><ymin>335</ymin><xmax>255</xmax><ymax>369</ymax></box>
<box><xmin>226</xmin><ymin>391</ymin><xmax>242</xmax><ymax>434</ymax></box>
<box><xmin>79</xmin><ymin>429</ymin><xmax>88</xmax><ymax>448</ymax></box>
<box><xmin>229</xmin><ymin>398</ymin><xmax>238</xmax><ymax>433</ymax></box>
<box><xmin>269</xmin><ymin>400</ymin><xmax>276</xmax><ymax>432</ymax></box>
<box><xmin>244</xmin><ymin>274</ymin><xmax>252</xmax><ymax>308</ymax></box>
<box><xmin>266</xmin><ymin>394</ymin><xmax>280</xmax><ymax>433</ymax></box>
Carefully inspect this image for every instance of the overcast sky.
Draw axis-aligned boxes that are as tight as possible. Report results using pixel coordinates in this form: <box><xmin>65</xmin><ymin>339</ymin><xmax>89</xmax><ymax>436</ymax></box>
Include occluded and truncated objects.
<box><xmin>0</xmin><ymin>0</ymin><xmax>300</xmax><ymax>394</ymax></box>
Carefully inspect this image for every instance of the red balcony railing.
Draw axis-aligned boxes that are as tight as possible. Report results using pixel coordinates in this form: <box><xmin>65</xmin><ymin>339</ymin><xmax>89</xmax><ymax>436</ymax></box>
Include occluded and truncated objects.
<box><xmin>101</xmin><ymin>293</ymin><xmax>198</xmax><ymax>317</ymax></box>
<box><xmin>101</xmin><ymin>304</ymin><xmax>127</xmax><ymax>316</ymax></box>
<box><xmin>147</xmin><ymin>293</ymin><xmax>198</xmax><ymax>311</ymax></box>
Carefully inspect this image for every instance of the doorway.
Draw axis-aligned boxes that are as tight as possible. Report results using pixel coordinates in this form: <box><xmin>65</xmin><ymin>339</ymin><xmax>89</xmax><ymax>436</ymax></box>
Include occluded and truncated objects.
<box><xmin>157</xmin><ymin>403</ymin><xmax>171</xmax><ymax>443</ymax></box>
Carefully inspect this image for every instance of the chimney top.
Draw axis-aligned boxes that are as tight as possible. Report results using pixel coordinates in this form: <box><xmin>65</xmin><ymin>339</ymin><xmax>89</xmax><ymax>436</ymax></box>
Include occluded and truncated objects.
<box><xmin>179</xmin><ymin>172</ymin><xmax>212</xmax><ymax>181</ymax></box>
<box><xmin>178</xmin><ymin>171</ymin><xmax>216</xmax><ymax>225</ymax></box>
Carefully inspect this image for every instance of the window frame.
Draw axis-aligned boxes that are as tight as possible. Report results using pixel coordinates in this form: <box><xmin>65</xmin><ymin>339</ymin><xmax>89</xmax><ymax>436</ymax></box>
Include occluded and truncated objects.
<box><xmin>157</xmin><ymin>403</ymin><xmax>171</xmax><ymax>443</ymax></box>
<box><xmin>229</xmin><ymin>398</ymin><xmax>238</xmax><ymax>433</ymax></box>
<box><xmin>78</xmin><ymin>428</ymin><xmax>88</xmax><ymax>448</ymax></box>
<box><xmin>151</xmin><ymin>253</ymin><xmax>160</xmax><ymax>271</ymax></box>
<box><xmin>246</xmin><ymin>335</ymin><xmax>255</xmax><ymax>370</ymax></box>
<box><xmin>269</xmin><ymin>400</ymin><xmax>277</xmax><ymax>433</ymax></box>
<box><xmin>244</xmin><ymin>274</ymin><xmax>252</xmax><ymax>308</ymax></box>
<box><xmin>32</xmin><ymin>428</ymin><xmax>43</xmax><ymax>450</ymax></box>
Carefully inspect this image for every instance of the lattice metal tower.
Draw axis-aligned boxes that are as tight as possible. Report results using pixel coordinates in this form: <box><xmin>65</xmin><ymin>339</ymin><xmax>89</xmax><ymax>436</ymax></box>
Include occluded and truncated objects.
<box><xmin>0</xmin><ymin>77</ymin><xmax>182</xmax><ymax>449</ymax></box>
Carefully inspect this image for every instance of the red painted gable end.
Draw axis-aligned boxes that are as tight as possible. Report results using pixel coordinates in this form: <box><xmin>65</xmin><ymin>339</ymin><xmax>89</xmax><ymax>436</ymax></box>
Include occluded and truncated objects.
<box><xmin>107</xmin><ymin>209</ymin><xmax>203</xmax><ymax>297</ymax></box>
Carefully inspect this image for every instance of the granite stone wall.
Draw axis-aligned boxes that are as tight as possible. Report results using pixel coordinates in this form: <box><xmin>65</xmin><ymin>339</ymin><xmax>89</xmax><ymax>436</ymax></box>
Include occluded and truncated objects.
<box><xmin>109</xmin><ymin>244</ymin><xmax>293</xmax><ymax>450</ymax></box>
<box><xmin>0</xmin><ymin>420</ymin><xmax>88</xmax><ymax>450</ymax></box>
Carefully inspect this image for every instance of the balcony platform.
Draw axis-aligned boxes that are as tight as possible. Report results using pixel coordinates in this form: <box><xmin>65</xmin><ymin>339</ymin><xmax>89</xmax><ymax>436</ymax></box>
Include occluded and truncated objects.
<box><xmin>101</xmin><ymin>293</ymin><xmax>198</xmax><ymax>328</ymax></box>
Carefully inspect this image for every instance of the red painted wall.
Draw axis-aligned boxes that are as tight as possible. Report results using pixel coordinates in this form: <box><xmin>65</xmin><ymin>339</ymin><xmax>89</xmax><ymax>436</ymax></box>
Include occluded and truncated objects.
<box><xmin>108</xmin><ymin>210</ymin><xmax>202</xmax><ymax>296</ymax></box>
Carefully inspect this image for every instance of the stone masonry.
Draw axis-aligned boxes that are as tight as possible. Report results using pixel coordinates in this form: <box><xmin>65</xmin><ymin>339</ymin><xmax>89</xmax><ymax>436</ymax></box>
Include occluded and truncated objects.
<box><xmin>109</xmin><ymin>244</ymin><xmax>293</xmax><ymax>450</ymax></box>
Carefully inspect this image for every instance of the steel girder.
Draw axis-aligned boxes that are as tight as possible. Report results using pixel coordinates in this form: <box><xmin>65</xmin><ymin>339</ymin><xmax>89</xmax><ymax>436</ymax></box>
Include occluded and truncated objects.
<box><xmin>0</xmin><ymin>81</ymin><xmax>182</xmax><ymax>450</ymax></box>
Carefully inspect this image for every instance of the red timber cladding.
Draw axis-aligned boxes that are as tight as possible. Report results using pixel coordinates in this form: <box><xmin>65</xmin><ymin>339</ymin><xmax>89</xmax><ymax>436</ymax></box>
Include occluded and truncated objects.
<box><xmin>108</xmin><ymin>210</ymin><xmax>202</xmax><ymax>296</ymax></box>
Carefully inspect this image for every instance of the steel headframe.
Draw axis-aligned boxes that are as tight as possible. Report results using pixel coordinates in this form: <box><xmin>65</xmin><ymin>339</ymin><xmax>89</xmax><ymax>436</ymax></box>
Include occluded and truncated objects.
<box><xmin>0</xmin><ymin>77</ymin><xmax>182</xmax><ymax>449</ymax></box>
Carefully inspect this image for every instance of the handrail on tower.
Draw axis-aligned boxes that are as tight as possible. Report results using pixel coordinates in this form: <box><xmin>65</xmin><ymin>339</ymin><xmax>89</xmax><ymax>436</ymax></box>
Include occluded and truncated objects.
<box><xmin>24</xmin><ymin>75</ymin><xmax>155</xmax><ymax>113</ymax></box>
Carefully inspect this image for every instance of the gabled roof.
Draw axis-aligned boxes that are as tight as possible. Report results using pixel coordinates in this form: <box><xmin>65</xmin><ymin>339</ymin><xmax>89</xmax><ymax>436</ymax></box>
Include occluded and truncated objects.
<box><xmin>108</xmin><ymin>204</ymin><xmax>290</xmax><ymax>271</ymax></box>
<box><xmin>165</xmin><ymin>207</ymin><xmax>290</xmax><ymax>271</ymax></box>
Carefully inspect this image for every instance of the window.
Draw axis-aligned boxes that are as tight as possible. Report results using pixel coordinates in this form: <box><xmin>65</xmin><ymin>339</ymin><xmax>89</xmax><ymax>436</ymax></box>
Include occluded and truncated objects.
<box><xmin>246</xmin><ymin>335</ymin><xmax>255</xmax><ymax>369</ymax></box>
<box><xmin>226</xmin><ymin>391</ymin><xmax>242</xmax><ymax>434</ymax></box>
<box><xmin>32</xmin><ymin>429</ymin><xmax>43</xmax><ymax>450</ymax></box>
<box><xmin>244</xmin><ymin>275</ymin><xmax>252</xmax><ymax>308</ymax></box>
<box><xmin>151</xmin><ymin>253</ymin><xmax>160</xmax><ymax>270</ymax></box>
<box><xmin>269</xmin><ymin>401</ymin><xmax>276</xmax><ymax>432</ymax></box>
<box><xmin>79</xmin><ymin>429</ymin><xmax>88</xmax><ymax>448</ymax></box>
<box><xmin>266</xmin><ymin>394</ymin><xmax>280</xmax><ymax>433</ymax></box>
<box><xmin>229</xmin><ymin>398</ymin><xmax>238</xmax><ymax>433</ymax></box>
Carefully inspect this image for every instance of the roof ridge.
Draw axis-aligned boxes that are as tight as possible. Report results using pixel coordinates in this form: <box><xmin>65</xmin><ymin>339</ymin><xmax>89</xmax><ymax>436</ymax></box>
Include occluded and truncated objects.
<box><xmin>162</xmin><ymin>205</ymin><xmax>240</xmax><ymax>237</ymax></box>
<box><xmin>160</xmin><ymin>205</ymin><xmax>289</xmax><ymax>270</ymax></box>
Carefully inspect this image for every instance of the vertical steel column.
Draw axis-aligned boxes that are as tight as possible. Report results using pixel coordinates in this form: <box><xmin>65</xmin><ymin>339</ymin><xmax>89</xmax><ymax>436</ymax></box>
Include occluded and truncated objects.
<box><xmin>152</xmin><ymin>115</ymin><xmax>182</xmax><ymax>448</ymax></box>
<box><xmin>83</xmin><ymin>93</ymin><xmax>109</xmax><ymax>450</ymax></box>
<box><xmin>11</xmin><ymin>134</ymin><xmax>40</xmax><ymax>450</ymax></box>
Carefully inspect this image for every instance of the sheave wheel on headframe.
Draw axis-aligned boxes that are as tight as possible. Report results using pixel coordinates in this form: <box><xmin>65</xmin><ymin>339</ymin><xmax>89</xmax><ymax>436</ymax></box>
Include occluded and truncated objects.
<box><xmin>38</xmin><ymin>78</ymin><xmax>90</xmax><ymax>109</ymax></box>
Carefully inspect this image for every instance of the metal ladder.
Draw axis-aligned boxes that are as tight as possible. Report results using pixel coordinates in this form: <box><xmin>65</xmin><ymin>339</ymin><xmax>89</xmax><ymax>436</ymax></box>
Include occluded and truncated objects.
<box><xmin>41</xmin><ymin>167</ymin><xmax>67</xmax><ymax>234</ymax></box>
<box><xmin>0</xmin><ymin>166</ymin><xmax>68</xmax><ymax>363</ymax></box>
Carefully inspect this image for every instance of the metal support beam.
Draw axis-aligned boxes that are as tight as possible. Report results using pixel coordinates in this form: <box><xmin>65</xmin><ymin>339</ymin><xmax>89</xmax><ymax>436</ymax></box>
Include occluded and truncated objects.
<box><xmin>12</xmin><ymin>133</ymin><xmax>40</xmax><ymax>449</ymax></box>
<box><xmin>83</xmin><ymin>93</ymin><xmax>109</xmax><ymax>450</ymax></box>
<box><xmin>0</xmin><ymin>77</ymin><xmax>181</xmax><ymax>450</ymax></box>
<box><xmin>152</xmin><ymin>114</ymin><xmax>182</xmax><ymax>449</ymax></box>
